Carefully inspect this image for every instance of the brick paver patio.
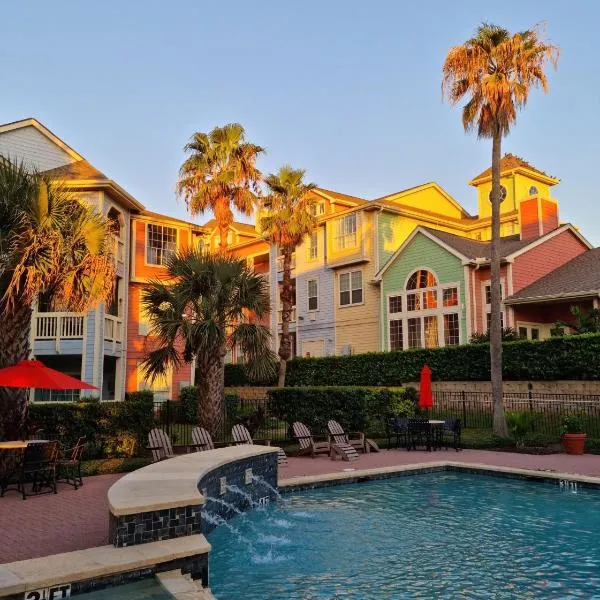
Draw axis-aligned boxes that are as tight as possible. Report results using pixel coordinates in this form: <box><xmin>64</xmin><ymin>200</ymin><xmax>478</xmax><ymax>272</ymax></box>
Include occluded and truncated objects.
<box><xmin>1</xmin><ymin>450</ymin><xmax>600</xmax><ymax>564</ymax></box>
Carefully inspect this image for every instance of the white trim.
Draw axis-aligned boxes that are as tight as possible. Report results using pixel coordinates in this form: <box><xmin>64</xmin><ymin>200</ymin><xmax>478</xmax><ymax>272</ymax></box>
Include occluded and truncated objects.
<box><xmin>507</xmin><ymin>224</ymin><xmax>593</xmax><ymax>259</ymax></box>
<box><xmin>0</xmin><ymin>118</ymin><xmax>84</xmax><ymax>161</ymax></box>
<box><xmin>375</xmin><ymin>227</ymin><xmax>468</xmax><ymax>280</ymax></box>
<box><xmin>463</xmin><ymin>265</ymin><xmax>472</xmax><ymax>340</ymax></box>
<box><xmin>481</xmin><ymin>278</ymin><xmax>506</xmax><ymax>332</ymax></box>
<box><xmin>402</xmin><ymin>266</ymin><xmax>441</xmax><ymax>291</ymax></box>
<box><xmin>337</xmin><ymin>268</ymin><xmax>364</xmax><ymax>308</ymax></box>
<box><xmin>374</xmin><ymin>210</ymin><xmax>380</xmax><ymax>272</ymax></box>
<box><xmin>307</xmin><ymin>277</ymin><xmax>319</xmax><ymax>312</ymax></box>
<box><xmin>144</xmin><ymin>222</ymin><xmax>179</xmax><ymax>267</ymax></box>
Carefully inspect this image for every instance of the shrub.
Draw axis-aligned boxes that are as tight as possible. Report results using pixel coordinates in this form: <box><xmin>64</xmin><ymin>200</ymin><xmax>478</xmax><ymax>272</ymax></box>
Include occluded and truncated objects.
<box><xmin>179</xmin><ymin>386</ymin><xmax>198</xmax><ymax>422</ymax></box>
<box><xmin>506</xmin><ymin>412</ymin><xmax>537</xmax><ymax>448</ymax></box>
<box><xmin>562</xmin><ymin>414</ymin><xmax>585</xmax><ymax>434</ymax></box>
<box><xmin>267</xmin><ymin>387</ymin><xmax>416</xmax><ymax>437</ymax></box>
<box><xmin>224</xmin><ymin>362</ymin><xmax>278</xmax><ymax>387</ymax></box>
<box><xmin>279</xmin><ymin>334</ymin><xmax>600</xmax><ymax>387</ymax></box>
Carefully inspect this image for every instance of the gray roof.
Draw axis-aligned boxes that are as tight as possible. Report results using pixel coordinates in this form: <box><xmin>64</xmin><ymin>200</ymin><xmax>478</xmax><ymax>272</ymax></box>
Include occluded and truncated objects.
<box><xmin>422</xmin><ymin>227</ymin><xmax>534</xmax><ymax>260</ymax></box>
<box><xmin>506</xmin><ymin>247</ymin><xmax>600</xmax><ymax>303</ymax></box>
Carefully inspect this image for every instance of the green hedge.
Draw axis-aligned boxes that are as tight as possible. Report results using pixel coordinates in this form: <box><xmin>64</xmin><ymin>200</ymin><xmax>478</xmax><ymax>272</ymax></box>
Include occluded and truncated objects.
<box><xmin>29</xmin><ymin>391</ymin><xmax>154</xmax><ymax>458</ymax></box>
<box><xmin>279</xmin><ymin>334</ymin><xmax>600</xmax><ymax>387</ymax></box>
<box><xmin>267</xmin><ymin>386</ymin><xmax>417</xmax><ymax>436</ymax></box>
<box><xmin>225</xmin><ymin>363</ymin><xmax>278</xmax><ymax>387</ymax></box>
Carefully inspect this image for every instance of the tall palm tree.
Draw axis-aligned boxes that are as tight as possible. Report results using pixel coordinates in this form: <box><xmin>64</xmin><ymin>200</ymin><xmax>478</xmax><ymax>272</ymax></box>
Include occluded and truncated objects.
<box><xmin>260</xmin><ymin>166</ymin><xmax>317</xmax><ymax>387</ymax></box>
<box><xmin>141</xmin><ymin>250</ymin><xmax>275</xmax><ymax>436</ymax></box>
<box><xmin>177</xmin><ymin>123</ymin><xmax>264</xmax><ymax>250</ymax></box>
<box><xmin>0</xmin><ymin>160</ymin><xmax>116</xmax><ymax>439</ymax></box>
<box><xmin>442</xmin><ymin>23</ymin><xmax>558</xmax><ymax>437</ymax></box>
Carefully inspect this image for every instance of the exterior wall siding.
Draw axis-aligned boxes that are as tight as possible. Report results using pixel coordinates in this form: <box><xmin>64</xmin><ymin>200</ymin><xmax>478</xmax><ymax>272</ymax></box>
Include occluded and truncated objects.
<box><xmin>512</xmin><ymin>230</ymin><xmax>589</xmax><ymax>293</ymax></box>
<box><xmin>380</xmin><ymin>233</ymin><xmax>467</xmax><ymax>349</ymax></box>
<box><xmin>0</xmin><ymin>125</ymin><xmax>74</xmax><ymax>171</ymax></box>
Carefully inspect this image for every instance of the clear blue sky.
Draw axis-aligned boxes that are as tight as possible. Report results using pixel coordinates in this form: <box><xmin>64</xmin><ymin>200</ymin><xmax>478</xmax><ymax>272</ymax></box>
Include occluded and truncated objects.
<box><xmin>2</xmin><ymin>1</ymin><xmax>599</xmax><ymax>242</ymax></box>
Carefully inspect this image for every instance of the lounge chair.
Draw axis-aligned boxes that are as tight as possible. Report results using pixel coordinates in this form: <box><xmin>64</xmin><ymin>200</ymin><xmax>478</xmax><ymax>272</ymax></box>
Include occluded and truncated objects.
<box><xmin>231</xmin><ymin>424</ymin><xmax>288</xmax><ymax>467</ymax></box>
<box><xmin>147</xmin><ymin>428</ymin><xmax>175</xmax><ymax>462</ymax></box>
<box><xmin>191</xmin><ymin>427</ymin><xmax>214</xmax><ymax>451</ymax></box>
<box><xmin>292</xmin><ymin>422</ymin><xmax>331</xmax><ymax>458</ymax></box>
<box><xmin>327</xmin><ymin>420</ymin><xmax>380</xmax><ymax>454</ymax></box>
<box><xmin>58</xmin><ymin>436</ymin><xmax>86</xmax><ymax>489</ymax></box>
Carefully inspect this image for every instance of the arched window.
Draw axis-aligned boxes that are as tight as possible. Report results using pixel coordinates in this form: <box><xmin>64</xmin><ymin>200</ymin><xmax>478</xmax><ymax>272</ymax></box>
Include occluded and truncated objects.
<box><xmin>387</xmin><ymin>269</ymin><xmax>460</xmax><ymax>352</ymax></box>
<box><xmin>529</xmin><ymin>186</ymin><xmax>538</xmax><ymax>196</ymax></box>
<box><xmin>107</xmin><ymin>207</ymin><xmax>122</xmax><ymax>237</ymax></box>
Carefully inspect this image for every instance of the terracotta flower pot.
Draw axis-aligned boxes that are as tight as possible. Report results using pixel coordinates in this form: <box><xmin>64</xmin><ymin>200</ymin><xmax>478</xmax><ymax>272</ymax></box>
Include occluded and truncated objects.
<box><xmin>562</xmin><ymin>433</ymin><xmax>586</xmax><ymax>455</ymax></box>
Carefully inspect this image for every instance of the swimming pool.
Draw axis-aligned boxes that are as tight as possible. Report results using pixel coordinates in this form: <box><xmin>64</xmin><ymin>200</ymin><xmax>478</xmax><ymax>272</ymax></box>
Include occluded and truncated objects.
<box><xmin>208</xmin><ymin>472</ymin><xmax>600</xmax><ymax>598</ymax></box>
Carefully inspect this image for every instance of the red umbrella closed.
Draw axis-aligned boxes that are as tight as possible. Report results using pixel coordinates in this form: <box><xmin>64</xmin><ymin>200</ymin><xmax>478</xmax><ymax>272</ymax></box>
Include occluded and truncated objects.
<box><xmin>419</xmin><ymin>364</ymin><xmax>433</xmax><ymax>411</ymax></box>
<box><xmin>0</xmin><ymin>360</ymin><xmax>97</xmax><ymax>390</ymax></box>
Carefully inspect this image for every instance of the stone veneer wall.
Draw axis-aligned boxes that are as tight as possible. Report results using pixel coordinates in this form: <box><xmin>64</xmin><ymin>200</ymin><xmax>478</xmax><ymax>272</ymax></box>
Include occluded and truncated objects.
<box><xmin>109</xmin><ymin>451</ymin><xmax>279</xmax><ymax>547</ymax></box>
<box><xmin>198</xmin><ymin>452</ymin><xmax>278</xmax><ymax>533</ymax></box>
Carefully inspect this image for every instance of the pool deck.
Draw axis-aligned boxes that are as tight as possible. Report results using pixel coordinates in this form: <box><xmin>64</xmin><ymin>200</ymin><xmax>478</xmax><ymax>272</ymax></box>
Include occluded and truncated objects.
<box><xmin>2</xmin><ymin>449</ymin><xmax>600</xmax><ymax>564</ymax></box>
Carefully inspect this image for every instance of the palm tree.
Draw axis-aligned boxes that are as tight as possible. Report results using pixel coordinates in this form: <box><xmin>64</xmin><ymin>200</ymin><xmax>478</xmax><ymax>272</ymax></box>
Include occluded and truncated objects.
<box><xmin>177</xmin><ymin>123</ymin><xmax>264</xmax><ymax>250</ymax></box>
<box><xmin>260</xmin><ymin>166</ymin><xmax>317</xmax><ymax>387</ymax></box>
<box><xmin>141</xmin><ymin>250</ymin><xmax>276</xmax><ymax>436</ymax></box>
<box><xmin>0</xmin><ymin>160</ymin><xmax>116</xmax><ymax>439</ymax></box>
<box><xmin>442</xmin><ymin>23</ymin><xmax>559</xmax><ymax>437</ymax></box>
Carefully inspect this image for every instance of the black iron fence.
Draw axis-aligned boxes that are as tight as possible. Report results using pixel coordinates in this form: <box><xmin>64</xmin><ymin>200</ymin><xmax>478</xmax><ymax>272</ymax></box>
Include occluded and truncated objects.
<box><xmin>431</xmin><ymin>391</ymin><xmax>600</xmax><ymax>438</ymax></box>
<box><xmin>152</xmin><ymin>390</ymin><xmax>600</xmax><ymax>447</ymax></box>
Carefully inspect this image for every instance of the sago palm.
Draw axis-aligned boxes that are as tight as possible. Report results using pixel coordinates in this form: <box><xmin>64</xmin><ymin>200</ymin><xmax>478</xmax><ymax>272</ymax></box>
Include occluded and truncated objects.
<box><xmin>260</xmin><ymin>166</ymin><xmax>317</xmax><ymax>387</ymax></box>
<box><xmin>0</xmin><ymin>160</ymin><xmax>116</xmax><ymax>439</ymax></box>
<box><xmin>177</xmin><ymin>123</ymin><xmax>264</xmax><ymax>250</ymax></box>
<box><xmin>442</xmin><ymin>23</ymin><xmax>559</xmax><ymax>437</ymax></box>
<box><xmin>141</xmin><ymin>250</ymin><xmax>276</xmax><ymax>436</ymax></box>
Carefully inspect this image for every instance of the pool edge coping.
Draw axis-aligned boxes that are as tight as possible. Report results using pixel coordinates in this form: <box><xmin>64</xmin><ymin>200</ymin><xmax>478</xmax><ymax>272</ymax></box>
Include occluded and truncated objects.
<box><xmin>278</xmin><ymin>460</ymin><xmax>600</xmax><ymax>491</ymax></box>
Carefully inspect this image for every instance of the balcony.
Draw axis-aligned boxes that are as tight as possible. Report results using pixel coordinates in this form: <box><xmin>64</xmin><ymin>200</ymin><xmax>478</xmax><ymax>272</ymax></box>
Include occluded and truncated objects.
<box><xmin>277</xmin><ymin>307</ymin><xmax>297</xmax><ymax>324</ymax></box>
<box><xmin>34</xmin><ymin>313</ymin><xmax>85</xmax><ymax>352</ymax></box>
<box><xmin>104</xmin><ymin>314</ymin><xmax>123</xmax><ymax>348</ymax></box>
<box><xmin>276</xmin><ymin>253</ymin><xmax>296</xmax><ymax>272</ymax></box>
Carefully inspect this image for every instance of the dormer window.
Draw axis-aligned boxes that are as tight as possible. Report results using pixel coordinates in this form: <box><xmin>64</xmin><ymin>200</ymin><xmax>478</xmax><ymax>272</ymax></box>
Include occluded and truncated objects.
<box><xmin>310</xmin><ymin>202</ymin><xmax>325</xmax><ymax>216</ymax></box>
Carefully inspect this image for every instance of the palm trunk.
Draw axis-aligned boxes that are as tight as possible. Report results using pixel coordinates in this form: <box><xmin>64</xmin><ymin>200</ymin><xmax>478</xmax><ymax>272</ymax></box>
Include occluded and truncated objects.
<box><xmin>0</xmin><ymin>303</ymin><xmax>32</xmax><ymax>440</ymax></box>
<box><xmin>219</xmin><ymin>225</ymin><xmax>228</xmax><ymax>251</ymax></box>
<box><xmin>196</xmin><ymin>351</ymin><xmax>225</xmax><ymax>438</ymax></box>
<box><xmin>277</xmin><ymin>250</ymin><xmax>293</xmax><ymax>387</ymax></box>
<box><xmin>490</xmin><ymin>128</ymin><xmax>508</xmax><ymax>438</ymax></box>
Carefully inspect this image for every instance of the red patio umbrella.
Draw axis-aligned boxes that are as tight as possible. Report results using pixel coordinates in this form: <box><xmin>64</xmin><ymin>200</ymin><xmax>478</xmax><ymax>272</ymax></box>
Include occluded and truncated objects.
<box><xmin>0</xmin><ymin>359</ymin><xmax>97</xmax><ymax>390</ymax></box>
<box><xmin>419</xmin><ymin>364</ymin><xmax>433</xmax><ymax>411</ymax></box>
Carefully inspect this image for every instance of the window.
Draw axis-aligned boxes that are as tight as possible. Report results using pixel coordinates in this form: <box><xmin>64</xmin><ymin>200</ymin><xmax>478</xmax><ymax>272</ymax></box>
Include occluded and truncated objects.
<box><xmin>339</xmin><ymin>270</ymin><xmax>362</xmax><ymax>306</ymax></box>
<box><xmin>335</xmin><ymin>214</ymin><xmax>357</xmax><ymax>250</ymax></box>
<box><xmin>531</xmin><ymin>328</ymin><xmax>540</xmax><ymax>340</ymax></box>
<box><xmin>519</xmin><ymin>327</ymin><xmax>528</xmax><ymax>339</ymax></box>
<box><xmin>529</xmin><ymin>186</ymin><xmax>538</xmax><ymax>196</ymax></box>
<box><xmin>389</xmin><ymin>295</ymin><xmax>402</xmax><ymax>314</ymax></box>
<box><xmin>484</xmin><ymin>281</ymin><xmax>505</xmax><ymax>332</ymax></box>
<box><xmin>139</xmin><ymin>304</ymin><xmax>151</xmax><ymax>336</ymax></box>
<box><xmin>407</xmin><ymin>318</ymin><xmax>422</xmax><ymax>349</ymax></box>
<box><xmin>307</xmin><ymin>232</ymin><xmax>318</xmax><ymax>261</ymax></box>
<box><xmin>147</xmin><ymin>224</ymin><xmax>177</xmax><ymax>265</ymax></box>
<box><xmin>308</xmin><ymin>279</ymin><xmax>318</xmax><ymax>311</ymax></box>
<box><xmin>390</xmin><ymin>320</ymin><xmax>403</xmax><ymax>350</ymax></box>
<box><xmin>486</xmin><ymin>312</ymin><xmax>504</xmax><ymax>330</ymax></box>
<box><xmin>444</xmin><ymin>313</ymin><xmax>460</xmax><ymax>346</ymax></box>
<box><xmin>310</xmin><ymin>202</ymin><xmax>325</xmax><ymax>216</ymax></box>
<box><xmin>138</xmin><ymin>366</ymin><xmax>170</xmax><ymax>402</ymax></box>
<box><xmin>386</xmin><ymin>270</ymin><xmax>461</xmax><ymax>351</ymax></box>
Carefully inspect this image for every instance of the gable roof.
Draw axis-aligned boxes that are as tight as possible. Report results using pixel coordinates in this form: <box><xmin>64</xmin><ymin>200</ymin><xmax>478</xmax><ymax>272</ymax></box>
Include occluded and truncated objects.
<box><xmin>43</xmin><ymin>159</ymin><xmax>107</xmax><ymax>181</ymax></box>
<box><xmin>470</xmin><ymin>153</ymin><xmax>559</xmax><ymax>185</ymax></box>
<box><xmin>313</xmin><ymin>187</ymin><xmax>368</xmax><ymax>206</ymax></box>
<box><xmin>0</xmin><ymin>118</ymin><xmax>84</xmax><ymax>162</ymax></box>
<box><xmin>202</xmin><ymin>219</ymin><xmax>259</xmax><ymax>236</ymax></box>
<box><xmin>505</xmin><ymin>247</ymin><xmax>600</xmax><ymax>304</ymax></box>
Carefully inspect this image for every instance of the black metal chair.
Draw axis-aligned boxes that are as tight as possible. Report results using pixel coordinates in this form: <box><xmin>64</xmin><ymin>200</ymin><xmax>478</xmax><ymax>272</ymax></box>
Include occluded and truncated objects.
<box><xmin>407</xmin><ymin>418</ymin><xmax>431</xmax><ymax>451</ymax></box>
<box><xmin>441</xmin><ymin>418</ymin><xmax>462</xmax><ymax>451</ymax></box>
<box><xmin>387</xmin><ymin>417</ymin><xmax>409</xmax><ymax>449</ymax></box>
<box><xmin>0</xmin><ymin>448</ymin><xmax>24</xmax><ymax>497</ymax></box>
<box><xmin>58</xmin><ymin>436</ymin><xmax>86</xmax><ymax>489</ymax></box>
<box><xmin>19</xmin><ymin>441</ymin><xmax>59</xmax><ymax>499</ymax></box>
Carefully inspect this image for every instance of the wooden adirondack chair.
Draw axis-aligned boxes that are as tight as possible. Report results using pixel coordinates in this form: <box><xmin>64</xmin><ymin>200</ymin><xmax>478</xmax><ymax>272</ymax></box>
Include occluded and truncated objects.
<box><xmin>292</xmin><ymin>422</ymin><xmax>331</xmax><ymax>458</ymax></box>
<box><xmin>231</xmin><ymin>424</ymin><xmax>288</xmax><ymax>467</ymax></box>
<box><xmin>191</xmin><ymin>427</ymin><xmax>214</xmax><ymax>452</ymax></box>
<box><xmin>327</xmin><ymin>420</ymin><xmax>380</xmax><ymax>454</ymax></box>
<box><xmin>147</xmin><ymin>428</ymin><xmax>175</xmax><ymax>462</ymax></box>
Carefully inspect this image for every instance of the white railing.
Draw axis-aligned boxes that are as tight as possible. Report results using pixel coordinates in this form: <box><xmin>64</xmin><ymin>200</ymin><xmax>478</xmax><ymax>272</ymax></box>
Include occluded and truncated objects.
<box><xmin>277</xmin><ymin>307</ymin><xmax>297</xmax><ymax>324</ymax></box>
<box><xmin>276</xmin><ymin>253</ymin><xmax>296</xmax><ymax>272</ymax></box>
<box><xmin>104</xmin><ymin>315</ymin><xmax>123</xmax><ymax>343</ymax></box>
<box><xmin>35</xmin><ymin>313</ymin><xmax>85</xmax><ymax>340</ymax></box>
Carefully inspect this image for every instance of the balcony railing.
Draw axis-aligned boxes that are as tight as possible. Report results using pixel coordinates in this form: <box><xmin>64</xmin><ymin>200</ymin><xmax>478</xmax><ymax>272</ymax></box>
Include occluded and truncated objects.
<box><xmin>277</xmin><ymin>307</ymin><xmax>297</xmax><ymax>324</ymax></box>
<box><xmin>35</xmin><ymin>313</ymin><xmax>85</xmax><ymax>340</ymax></box>
<box><xmin>276</xmin><ymin>253</ymin><xmax>296</xmax><ymax>272</ymax></box>
<box><xmin>104</xmin><ymin>314</ymin><xmax>123</xmax><ymax>344</ymax></box>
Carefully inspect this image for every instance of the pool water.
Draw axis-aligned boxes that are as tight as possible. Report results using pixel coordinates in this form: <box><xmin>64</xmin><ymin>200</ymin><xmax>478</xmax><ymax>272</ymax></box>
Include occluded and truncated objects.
<box><xmin>208</xmin><ymin>472</ymin><xmax>600</xmax><ymax>599</ymax></box>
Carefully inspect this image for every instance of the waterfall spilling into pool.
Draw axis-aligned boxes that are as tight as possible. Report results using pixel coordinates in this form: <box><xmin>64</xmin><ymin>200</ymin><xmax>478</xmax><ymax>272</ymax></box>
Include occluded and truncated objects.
<box><xmin>207</xmin><ymin>472</ymin><xmax>600</xmax><ymax>599</ymax></box>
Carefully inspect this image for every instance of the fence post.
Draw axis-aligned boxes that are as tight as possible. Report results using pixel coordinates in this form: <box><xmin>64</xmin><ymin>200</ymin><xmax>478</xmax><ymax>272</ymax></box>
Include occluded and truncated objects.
<box><xmin>461</xmin><ymin>390</ymin><xmax>467</xmax><ymax>428</ymax></box>
<box><xmin>166</xmin><ymin>400</ymin><xmax>172</xmax><ymax>440</ymax></box>
<box><xmin>528</xmin><ymin>384</ymin><xmax>533</xmax><ymax>413</ymax></box>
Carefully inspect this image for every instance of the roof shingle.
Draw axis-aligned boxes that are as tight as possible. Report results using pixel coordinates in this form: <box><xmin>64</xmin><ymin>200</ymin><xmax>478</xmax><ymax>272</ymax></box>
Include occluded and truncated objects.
<box><xmin>43</xmin><ymin>159</ymin><xmax>107</xmax><ymax>181</ymax></box>
<box><xmin>506</xmin><ymin>248</ymin><xmax>600</xmax><ymax>302</ymax></box>
<box><xmin>470</xmin><ymin>153</ymin><xmax>557</xmax><ymax>183</ymax></box>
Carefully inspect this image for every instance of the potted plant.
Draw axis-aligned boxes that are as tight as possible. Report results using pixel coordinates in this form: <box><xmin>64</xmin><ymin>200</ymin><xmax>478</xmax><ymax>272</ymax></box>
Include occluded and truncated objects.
<box><xmin>561</xmin><ymin>414</ymin><xmax>586</xmax><ymax>455</ymax></box>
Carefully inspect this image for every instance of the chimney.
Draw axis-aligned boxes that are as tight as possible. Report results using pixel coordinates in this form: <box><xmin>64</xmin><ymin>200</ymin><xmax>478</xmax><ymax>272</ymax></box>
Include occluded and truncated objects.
<box><xmin>519</xmin><ymin>196</ymin><xmax>559</xmax><ymax>240</ymax></box>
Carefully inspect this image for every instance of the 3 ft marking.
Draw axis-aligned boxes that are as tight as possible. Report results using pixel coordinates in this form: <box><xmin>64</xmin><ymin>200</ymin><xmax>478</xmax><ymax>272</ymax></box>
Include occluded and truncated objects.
<box><xmin>24</xmin><ymin>584</ymin><xmax>71</xmax><ymax>599</ymax></box>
